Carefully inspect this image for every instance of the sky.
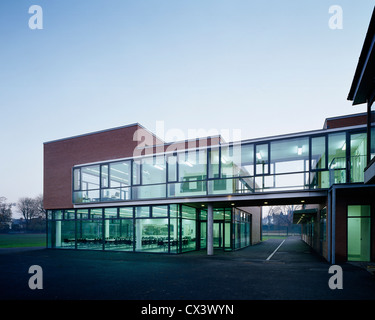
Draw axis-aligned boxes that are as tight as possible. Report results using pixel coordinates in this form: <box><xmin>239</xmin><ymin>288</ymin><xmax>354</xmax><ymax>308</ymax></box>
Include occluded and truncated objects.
<box><xmin>0</xmin><ymin>1</ymin><xmax>374</xmax><ymax>216</ymax></box>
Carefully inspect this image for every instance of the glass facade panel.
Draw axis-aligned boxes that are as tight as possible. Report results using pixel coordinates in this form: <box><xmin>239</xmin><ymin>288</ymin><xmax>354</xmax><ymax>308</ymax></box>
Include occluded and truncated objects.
<box><xmin>77</xmin><ymin>209</ymin><xmax>89</xmax><ymax>219</ymax></box>
<box><xmin>81</xmin><ymin>165</ymin><xmax>100</xmax><ymax>190</ymax></box>
<box><xmin>178</xmin><ymin>150</ymin><xmax>207</xmax><ymax>182</ymax></box>
<box><xmin>350</xmin><ymin>133</ymin><xmax>367</xmax><ymax>183</ymax></box>
<box><xmin>168</xmin><ymin>181</ymin><xmax>206</xmax><ymax>197</ymax></box>
<box><xmin>328</xmin><ymin>133</ymin><xmax>346</xmax><ymax>169</ymax></box>
<box><xmin>142</xmin><ymin>156</ymin><xmax>166</xmax><ymax>185</ymax></box>
<box><xmin>181</xmin><ymin>205</ymin><xmax>196</xmax><ymax>219</ymax></box>
<box><xmin>256</xmin><ymin>144</ymin><xmax>268</xmax><ymax>174</ymax></box>
<box><xmin>311</xmin><ymin>136</ymin><xmax>326</xmax><ymax>170</ymax></box>
<box><xmin>208</xmin><ymin>148</ymin><xmax>220</xmax><ymax>179</ymax></box>
<box><xmin>110</xmin><ymin>161</ymin><xmax>130</xmax><ymax>187</ymax></box>
<box><xmin>181</xmin><ymin>218</ymin><xmax>196</xmax><ymax>252</ymax></box>
<box><xmin>241</xmin><ymin>143</ymin><xmax>254</xmax><ymax>176</ymax></box>
<box><xmin>135</xmin><ymin>206</ymin><xmax>150</xmax><ymax>218</ymax></box>
<box><xmin>167</xmin><ymin>155</ymin><xmax>177</xmax><ymax>182</ymax></box>
<box><xmin>101</xmin><ymin>187</ymin><xmax>130</xmax><ymax>201</ymax></box>
<box><xmin>73</xmin><ymin>168</ymin><xmax>81</xmax><ymax>191</ymax></box>
<box><xmin>77</xmin><ymin>219</ymin><xmax>103</xmax><ymax>250</ymax></box>
<box><xmin>119</xmin><ymin>207</ymin><xmax>133</xmax><ymax>218</ymax></box>
<box><xmin>104</xmin><ymin>219</ymin><xmax>134</xmax><ymax>251</ymax></box>
<box><xmin>104</xmin><ymin>207</ymin><xmax>118</xmax><ymax>218</ymax></box>
<box><xmin>135</xmin><ymin>218</ymin><xmax>169</xmax><ymax>252</ymax></box>
<box><xmin>132</xmin><ymin>184</ymin><xmax>166</xmax><ymax>200</ymax></box>
<box><xmin>101</xmin><ymin>165</ymin><xmax>109</xmax><ymax>188</ymax></box>
<box><xmin>270</xmin><ymin>137</ymin><xmax>309</xmax><ymax>174</ymax></box>
<box><xmin>221</xmin><ymin>145</ymin><xmax>242</xmax><ymax>178</ymax></box>
<box><xmin>152</xmin><ymin>205</ymin><xmax>168</xmax><ymax>217</ymax></box>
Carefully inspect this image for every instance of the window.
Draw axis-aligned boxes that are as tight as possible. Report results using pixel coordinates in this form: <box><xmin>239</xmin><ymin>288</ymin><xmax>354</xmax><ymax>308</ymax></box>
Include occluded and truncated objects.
<box><xmin>270</xmin><ymin>137</ymin><xmax>309</xmax><ymax>174</ymax></box>
<box><xmin>110</xmin><ymin>161</ymin><xmax>130</xmax><ymax>187</ymax></box>
<box><xmin>81</xmin><ymin>165</ymin><xmax>100</xmax><ymax>190</ymax></box>
<box><xmin>142</xmin><ymin>156</ymin><xmax>166</xmax><ymax>185</ymax></box>
<box><xmin>311</xmin><ymin>136</ymin><xmax>326</xmax><ymax>170</ymax></box>
<box><xmin>255</xmin><ymin>144</ymin><xmax>269</xmax><ymax>174</ymax></box>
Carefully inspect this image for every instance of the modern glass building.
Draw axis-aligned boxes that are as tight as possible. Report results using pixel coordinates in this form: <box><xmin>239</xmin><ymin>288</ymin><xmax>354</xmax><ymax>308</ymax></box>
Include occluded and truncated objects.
<box><xmin>44</xmin><ymin>110</ymin><xmax>374</xmax><ymax>261</ymax></box>
<box><xmin>44</xmin><ymin>7</ymin><xmax>375</xmax><ymax>261</ymax></box>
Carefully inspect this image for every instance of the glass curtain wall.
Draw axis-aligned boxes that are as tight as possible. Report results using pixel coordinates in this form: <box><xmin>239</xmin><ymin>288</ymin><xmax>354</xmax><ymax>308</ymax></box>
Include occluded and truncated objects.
<box><xmin>72</xmin><ymin>129</ymin><xmax>368</xmax><ymax>204</ymax></box>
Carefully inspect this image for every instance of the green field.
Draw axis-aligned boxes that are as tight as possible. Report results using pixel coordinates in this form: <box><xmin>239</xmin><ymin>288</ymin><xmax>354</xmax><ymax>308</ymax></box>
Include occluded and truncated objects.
<box><xmin>0</xmin><ymin>233</ymin><xmax>46</xmax><ymax>248</ymax></box>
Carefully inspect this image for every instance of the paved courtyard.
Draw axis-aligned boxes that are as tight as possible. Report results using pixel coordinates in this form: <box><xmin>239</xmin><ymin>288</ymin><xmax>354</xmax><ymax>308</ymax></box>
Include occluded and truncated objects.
<box><xmin>1</xmin><ymin>236</ymin><xmax>375</xmax><ymax>301</ymax></box>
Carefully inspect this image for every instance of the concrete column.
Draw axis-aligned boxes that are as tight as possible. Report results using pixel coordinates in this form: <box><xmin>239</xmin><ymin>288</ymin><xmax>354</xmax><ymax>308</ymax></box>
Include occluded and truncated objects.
<box><xmin>55</xmin><ymin>221</ymin><xmax>61</xmax><ymax>247</ymax></box>
<box><xmin>207</xmin><ymin>204</ymin><xmax>213</xmax><ymax>256</ymax></box>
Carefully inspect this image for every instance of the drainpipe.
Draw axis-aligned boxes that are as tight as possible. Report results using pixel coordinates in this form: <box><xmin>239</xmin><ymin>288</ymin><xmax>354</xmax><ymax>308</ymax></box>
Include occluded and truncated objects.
<box><xmin>331</xmin><ymin>186</ymin><xmax>336</xmax><ymax>265</ymax></box>
<box><xmin>207</xmin><ymin>204</ymin><xmax>213</xmax><ymax>256</ymax></box>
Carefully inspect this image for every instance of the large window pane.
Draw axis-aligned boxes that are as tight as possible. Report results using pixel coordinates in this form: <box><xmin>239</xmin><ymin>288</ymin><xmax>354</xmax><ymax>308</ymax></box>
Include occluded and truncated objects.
<box><xmin>132</xmin><ymin>184</ymin><xmax>166</xmax><ymax>200</ymax></box>
<box><xmin>167</xmin><ymin>155</ymin><xmax>177</xmax><ymax>182</ymax></box>
<box><xmin>350</xmin><ymin>133</ymin><xmax>367</xmax><ymax>183</ymax></box>
<box><xmin>311</xmin><ymin>136</ymin><xmax>326</xmax><ymax>170</ymax></box>
<box><xmin>104</xmin><ymin>219</ymin><xmax>134</xmax><ymax>251</ymax></box>
<box><xmin>328</xmin><ymin>133</ymin><xmax>346</xmax><ymax>169</ymax></box>
<box><xmin>241</xmin><ymin>144</ymin><xmax>254</xmax><ymax>176</ymax></box>
<box><xmin>81</xmin><ymin>165</ymin><xmax>100</xmax><ymax>190</ymax></box>
<box><xmin>181</xmin><ymin>219</ymin><xmax>196</xmax><ymax>252</ymax></box>
<box><xmin>221</xmin><ymin>145</ymin><xmax>242</xmax><ymax>178</ymax></box>
<box><xmin>135</xmin><ymin>218</ymin><xmax>170</xmax><ymax>252</ymax></box>
<box><xmin>73</xmin><ymin>168</ymin><xmax>81</xmax><ymax>191</ymax></box>
<box><xmin>77</xmin><ymin>219</ymin><xmax>103</xmax><ymax>250</ymax></box>
<box><xmin>208</xmin><ymin>148</ymin><xmax>220</xmax><ymax>179</ymax></box>
<box><xmin>270</xmin><ymin>137</ymin><xmax>309</xmax><ymax>174</ymax></box>
<box><xmin>178</xmin><ymin>150</ymin><xmax>207</xmax><ymax>182</ymax></box>
<box><xmin>256</xmin><ymin>144</ymin><xmax>268</xmax><ymax>174</ymax></box>
<box><xmin>110</xmin><ymin>161</ymin><xmax>130</xmax><ymax>187</ymax></box>
<box><xmin>142</xmin><ymin>156</ymin><xmax>166</xmax><ymax>185</ymax></box>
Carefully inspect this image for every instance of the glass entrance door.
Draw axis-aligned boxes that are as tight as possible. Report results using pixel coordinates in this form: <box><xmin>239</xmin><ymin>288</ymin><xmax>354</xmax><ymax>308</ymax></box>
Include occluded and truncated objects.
<box><xmin>213</xmin><ymin>222</ymin><xmax>223</xmax><ymax>248</ymax></box>
<box><xmin>347</xmin><ymin>205</ymin><xmax>371</xmax><ymax>261</ymax></box>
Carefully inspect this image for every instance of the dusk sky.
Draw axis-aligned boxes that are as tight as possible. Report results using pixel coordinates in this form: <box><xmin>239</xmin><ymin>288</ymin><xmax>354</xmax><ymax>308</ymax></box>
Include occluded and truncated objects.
<box><xmin>0</xmin><ymin>1</ymin><xmax>374</xmax><ymax>216</ymax></box>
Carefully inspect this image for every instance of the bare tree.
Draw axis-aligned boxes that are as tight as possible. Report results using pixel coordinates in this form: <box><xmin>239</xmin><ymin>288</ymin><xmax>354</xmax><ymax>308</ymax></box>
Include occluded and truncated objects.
<box><xmin>0</xmin><ymin>197</ymin><xmax>14</xmax><ymax>232</ymax></box>
<box><xmin>17</xmin><ymin>197</ymin><xmax>39</xmax><ymax>231</ymax></box>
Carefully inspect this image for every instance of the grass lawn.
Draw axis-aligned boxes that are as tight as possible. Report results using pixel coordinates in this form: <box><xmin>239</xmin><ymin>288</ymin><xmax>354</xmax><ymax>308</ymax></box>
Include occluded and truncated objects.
<box><xmin>0</xmin><ymin>233</ymin><xmax>46</xmax><ymax>248</ymax></box>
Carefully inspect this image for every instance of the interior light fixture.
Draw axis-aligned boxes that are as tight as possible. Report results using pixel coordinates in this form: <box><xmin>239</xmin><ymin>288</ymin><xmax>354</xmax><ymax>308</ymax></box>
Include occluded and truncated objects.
<box><xmin>231</xmin><ymin>203</ymin><xmax>235</xmax><ymax>206</ymax></box>
<box><xmin>342</xmin><ymin>143</ymin><xmax>346</xmax><ymax>151</ymax></box>
<box><xmin>264</xmin><ymin>201</ymin><xmax>268</xmax><ymax>205</ymax></box>
<box><xmin>184</xmin><ymin>161</ymin><xmax>193</xmax><ymax>167</ymax></box>
<box><xmin>256</xmin><ymin>152</ymin><xmax>262</xmax><ymax>160</ymax></box>
<box><xmin>297</xmin><ymin>147</ymin><xmax>303</xmax><ymax>155</ymax></box>
<box><xmin>154</xmin><ymin>164</ymin><xmax>164</xmax><ymax>171</ymax></box>
<box><xmin>301</xmin><ymin>200</ymin><xmax>305</xmax><ymax>203</ymax></box>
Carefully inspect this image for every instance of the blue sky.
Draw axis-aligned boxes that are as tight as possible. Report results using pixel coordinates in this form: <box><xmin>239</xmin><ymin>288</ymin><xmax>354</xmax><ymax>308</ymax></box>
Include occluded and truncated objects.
<box><xmin>0</xmin><ymin>1</ymin><xmax>374</xmax><ymax>213</ymax></box>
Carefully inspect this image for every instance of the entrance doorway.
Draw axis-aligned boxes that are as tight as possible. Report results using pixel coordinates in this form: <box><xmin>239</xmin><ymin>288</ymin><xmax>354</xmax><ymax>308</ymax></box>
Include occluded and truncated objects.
<box><xmin>347</xmin><ymin>205</ymin><xmax>371</xmax><ymax>261</ymax></box>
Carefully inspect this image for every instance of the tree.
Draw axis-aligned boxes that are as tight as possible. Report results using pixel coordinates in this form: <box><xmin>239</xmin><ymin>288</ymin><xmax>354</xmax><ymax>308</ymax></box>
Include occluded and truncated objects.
<box><xmin>0</xmin><ymin>197</ymin><xmax>14</xmax><ymax>233</ymax></box>
<box><xmin>17</xmin><ymin>197</ymin><xmax>38</xmax><ymax>231</ymax></box>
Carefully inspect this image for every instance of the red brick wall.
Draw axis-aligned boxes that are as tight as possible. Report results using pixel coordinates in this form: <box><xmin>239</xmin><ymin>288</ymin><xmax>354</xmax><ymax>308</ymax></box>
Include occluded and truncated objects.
<box><xmin>324</xmin><ymin>114</ymin><xmax>367</xmax><ymax>129</ymax></box>
<box><xmin>43</xmin><ymin>124</ymin><xmax>162</xmax><ymax>209</ymax></box>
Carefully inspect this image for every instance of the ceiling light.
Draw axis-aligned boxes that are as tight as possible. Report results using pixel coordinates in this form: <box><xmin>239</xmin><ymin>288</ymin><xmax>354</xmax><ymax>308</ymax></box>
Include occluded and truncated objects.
<box><xmin>297</xmin><ymin>147</ymin><xmax>302</xmax><ymax>155</ymax></box>
<box><xmin>256</xmin><ymin>152</ymin><xmax>262</xmax><ymax>160</ymax></box>
<box><xmin>154</xmin><ymin>165</ymin><xmax>164</xmax><ymax>171</ymax></box>
<box><xmin>342</xmin><ymin>143</ymin><xmax>346</xmax><ymax>151</ymax></box>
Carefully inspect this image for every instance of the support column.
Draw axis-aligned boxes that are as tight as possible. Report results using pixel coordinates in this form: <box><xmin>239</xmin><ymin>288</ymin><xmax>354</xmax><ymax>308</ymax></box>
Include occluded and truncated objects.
<box><xmin>207</xmin><ymin>204</ymin><xmax>213</xmax><ymax>256</ymax></box>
